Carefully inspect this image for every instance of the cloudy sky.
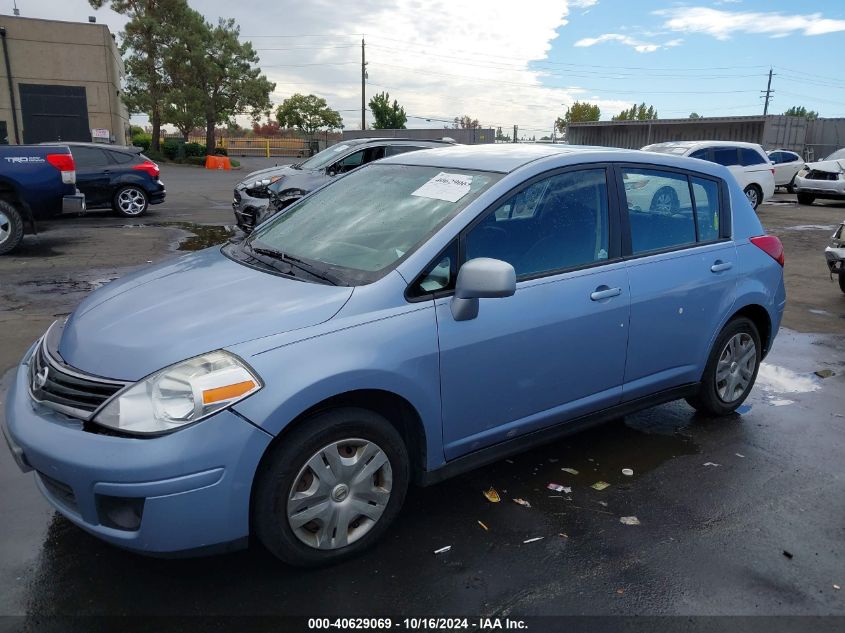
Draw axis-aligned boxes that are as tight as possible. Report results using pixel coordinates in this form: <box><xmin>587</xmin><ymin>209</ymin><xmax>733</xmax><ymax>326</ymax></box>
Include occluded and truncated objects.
<box><xmin>5</xmin><ymin>0</ymin><xmax>845</xmax><ymax>136</ymax></box>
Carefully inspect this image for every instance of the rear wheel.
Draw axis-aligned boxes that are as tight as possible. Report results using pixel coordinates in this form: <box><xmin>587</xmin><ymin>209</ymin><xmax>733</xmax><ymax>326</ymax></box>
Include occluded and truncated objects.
<box><xmin>112</xmin><ymin>185</ymin><xmax>149</xmax><ymax>217</ymax></box>
<box><xmin>797</xmin><ymin>192</ymin><xmax>815</xmax><ymax>205</ymax></box>
<box><xmin>743</xmin><ymin>184</ymin><xmax>762</xmax><ymax>210</ymax></box>
<box><xmin>686</xmin><ymin>317</ymin><xmax>761</xmax><ymax>416</ymax></box>
<box><xmin>0</xmin><ymin>200</ymin><xmax>24</xmax><ymax>255</ymax></box>
<box><xmin>253</xmin><ymin>407</ymin><xmax>409</xmax><ymax>567</ymax></box>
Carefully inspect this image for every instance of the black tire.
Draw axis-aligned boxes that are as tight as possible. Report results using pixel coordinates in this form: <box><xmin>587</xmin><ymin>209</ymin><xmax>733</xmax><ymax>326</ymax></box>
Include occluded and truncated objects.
<box><xmin>650</xmin><ymin>186</ymin><xmax>679</xmax><ymax>214</ymax></box>
<box><xmin>253</xmin><ymin>407</ymin><xmax>410</xmax><ymax>567</ymax></box>
<box><xmin>839</xmin><ymin>274</ymin><xmax>845</xmax><ymax>294</ymax></box>
<box><xmin>686</xmin><ymin>317</ymin><xmax>762</xmax><ymax>417</ymax></box>
<box><xmin>112</xmin><ymin>185</ymin><xmax>149</xmax><ymax>217</ymax></box>
<box><xmin>797</xmin><ymin>192</ymin><xmax>815</xmax><ymax>206</ymax></box>
<box><xmin>0</xmin><ymin>199</ymin><xmax>25</xmax><ymax>256</ymax></box>
<box><xmin>743</xmin><ymin>184</ymin><xmax>762</xmax><ymax>210</ymax></box>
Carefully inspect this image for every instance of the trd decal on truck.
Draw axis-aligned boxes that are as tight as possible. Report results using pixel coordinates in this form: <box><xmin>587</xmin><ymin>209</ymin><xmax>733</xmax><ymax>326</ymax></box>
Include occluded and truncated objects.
<box><xmin>4</xmin><ymin>156</ymin><xmax>47</xmax><ymax>163</ymax></box>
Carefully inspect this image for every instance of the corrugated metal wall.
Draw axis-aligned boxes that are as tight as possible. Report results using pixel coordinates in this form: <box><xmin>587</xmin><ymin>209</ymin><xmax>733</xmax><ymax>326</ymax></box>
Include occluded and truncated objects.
<box><xmin>804</xmin><ymin>118</ymin><xmax>845</xmax><ymax>161</ymax></box>
<box><xmin>343</xmin><ymin>128</ymin><xmax>495</xmax><ymax>144</ymax></box>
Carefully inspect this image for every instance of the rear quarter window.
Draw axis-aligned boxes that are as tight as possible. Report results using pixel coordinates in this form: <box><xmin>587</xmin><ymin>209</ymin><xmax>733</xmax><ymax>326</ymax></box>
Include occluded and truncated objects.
<box><xmin>739</xmin><ymin>148</ymin><xmax>767</xmax><ymax>166</ymax></box>
<box><xmin>108</xmin><ymin>151</ymin><xmax>134</xmax><ymax>164</ymax></box>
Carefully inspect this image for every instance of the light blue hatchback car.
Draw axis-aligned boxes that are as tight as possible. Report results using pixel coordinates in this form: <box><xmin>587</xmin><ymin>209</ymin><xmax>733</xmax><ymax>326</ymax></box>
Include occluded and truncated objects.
<box><xmin>3</xmin><ymin>144</ymin><xmax>786</xmax><ymax>566</ymax></box>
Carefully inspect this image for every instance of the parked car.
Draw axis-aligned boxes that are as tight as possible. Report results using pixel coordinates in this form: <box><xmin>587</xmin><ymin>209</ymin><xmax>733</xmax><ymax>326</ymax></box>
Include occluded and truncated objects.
<box><xmin>767</xmin><ymin>149</ymin><xmax>805</xmax><ymax>192</ymax></box>
<box><xmin>4</xmin><ymin>145</ymin><xmax>786</xmax><ymax>566</ymax></box>
<box><xmin>0</xmin><ymin>144</ymin><xmax>85</xmax><ymax>255</ymax></box>
<box><xmin>642</xmin><ymin>141</ymin><xmax>775</xmax><ymax>210</ymax></box>
<box><xmin>48</xmin><ymin>143</ymin><xmax>165</xmax><ymax>217</ymax></box>
<box><xmin>233</xmin><ymin>137</ymin><xmax>456</xmax><ymax>232</ymax></box>
<box><xmin>793</xmin><ymin>148</ymin><xmax>845</xmax><ymax>205</ymax></box>
<box><xmin>824</xmin><ymin>220</ymin><xmax>845</xmax><ymax>294</ymax></box>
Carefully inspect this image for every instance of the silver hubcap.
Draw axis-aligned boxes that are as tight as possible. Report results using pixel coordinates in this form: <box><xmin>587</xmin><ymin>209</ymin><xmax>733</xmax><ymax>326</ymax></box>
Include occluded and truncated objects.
<box><xmin>287</xmin><ymin>438</ymin><xmax>392</xmax><ymax>550</ymax></box>
<box><xmin>118</xmin><ymin>188</ymin><xmax>146</xmax><ymax>215</ymax></box>
<box><xmin>716</xmin><ymin>333</ymin><xmax>756</xmax><ymax>403</ymax></box>
<box><xmin>0</xmin><ymin>211</ymin><xmax>9</xmax><ymax>244</ymax></box>
<box><xmin>745</xmin><ymin>188</ymin><xmax>758</xmax><ymax>207</ymax></box>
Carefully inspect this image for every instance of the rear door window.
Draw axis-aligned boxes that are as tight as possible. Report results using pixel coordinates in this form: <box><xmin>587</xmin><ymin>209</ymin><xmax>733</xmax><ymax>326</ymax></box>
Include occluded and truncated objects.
<box><xmin>107</xmin><ymin>151</ymin><xmax>134</xmax><ymax>164</ymax></box>
<box><xmin>621</xmin><ymin>168</ymin><xmax>695</xmax><ymax>254</ymax></box>
<box><xmin>71</xmin><ymin>146</ymin><xmax>110</xmax><ymax>168</ymax></box>
<box><xmin>711</xmin><ymin>147</ymin><xmax>739</xmax><ymax>167</ymax></box>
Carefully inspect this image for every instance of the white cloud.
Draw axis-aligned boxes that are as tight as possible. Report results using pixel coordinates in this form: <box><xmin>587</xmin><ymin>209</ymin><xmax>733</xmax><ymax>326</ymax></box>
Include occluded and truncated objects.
<box><xmin>574</xmin><ymin>33</ymin><xmax>682</xmax><ymax>53</ymax></box>
<box><xmin>655</xmin><ymin>7</ymin><xmax>845</xmax><ymax>40</ymax></box>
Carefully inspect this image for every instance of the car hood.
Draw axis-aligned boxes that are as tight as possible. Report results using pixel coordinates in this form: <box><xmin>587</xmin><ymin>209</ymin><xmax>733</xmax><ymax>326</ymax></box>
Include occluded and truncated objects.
<box><xmin>804</xmin><ymin>158</ymin><xmax>845</xmax><ymax>174</ymax></box>
<box><xmin>58</xmin><ymin>248</ymin><xmax>353</xmax><ymax>381</ymax></box>
<box><xmin>238</xmin><ymin>164</ymin><xmax>298</xmax><ymax>187</ymax></box>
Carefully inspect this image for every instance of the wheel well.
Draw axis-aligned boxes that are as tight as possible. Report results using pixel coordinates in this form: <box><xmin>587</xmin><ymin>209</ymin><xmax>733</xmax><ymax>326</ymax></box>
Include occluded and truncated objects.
<box><xmin>0</xmin><ymin>179</ymin><xmax>21</xmax><ymax>205</ymax></box>
<box><xmin>731</xmin><ymin>304</ymin><xmax>772</xmax><ymax>356</ymax></box>
<box><xmin>257</xmin><ymin>389</ymin><xmax>428</xmax><ymax>484</ymax></box>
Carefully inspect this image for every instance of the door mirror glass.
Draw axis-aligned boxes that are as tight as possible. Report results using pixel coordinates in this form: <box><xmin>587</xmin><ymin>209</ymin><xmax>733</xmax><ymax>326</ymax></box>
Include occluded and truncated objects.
<box><xmin>451</xmin><ymin>257</ymin><xmax>516</xmax><ymax>321</ymax></box>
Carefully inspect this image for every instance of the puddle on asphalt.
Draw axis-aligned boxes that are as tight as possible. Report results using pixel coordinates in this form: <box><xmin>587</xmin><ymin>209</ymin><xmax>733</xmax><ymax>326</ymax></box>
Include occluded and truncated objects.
<box><xmin>777</xmin><ymin>224</ymin><xmax>836</xmax><ymax>232</ymax></box>
<box><xmin>119</xmin><ymin>222</ymin><xmax>236</xmax><ymax>251</ymax></box>
<box><xmin>19</xmin><ymin>276</ymin><xmax>119</xmax><ymax>295</ymax></box>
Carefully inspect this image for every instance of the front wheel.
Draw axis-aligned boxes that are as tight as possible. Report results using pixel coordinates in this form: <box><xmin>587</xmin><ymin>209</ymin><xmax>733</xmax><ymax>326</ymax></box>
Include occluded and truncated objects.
<box><xmin>253</xmin><ymin>407</ymin><xmax>409</xmax><ymax>567</ymax></box>
<box><xmin>0</xmin><ymin>199</ymin><xmax>24</xmax><ymax>255</ymax></box>
<box><xmin>797</xmin><ymin>192</ymin><xmax>815</xmax><ymax>205</ymax></box>
<box><xmin>686</xmin><ymin>317</ymin><xmax>761</xmax><ymax>416</ymax></box>
<box><xmin>743</xmin><ymin>185</ymin><xmax>762</xmax><ymax>210</ymax></box>
<box><xmin>112</xmin><ymin>185</ymin><xmax>149</xmax><ymax>217</ymax></box>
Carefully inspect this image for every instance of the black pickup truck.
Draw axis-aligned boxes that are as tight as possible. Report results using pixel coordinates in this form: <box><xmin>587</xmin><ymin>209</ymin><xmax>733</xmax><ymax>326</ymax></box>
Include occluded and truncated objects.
<box><xmin>0</xmin><ymin>144</ymin><xmax>85</xmax><ymax>254</ymax></box>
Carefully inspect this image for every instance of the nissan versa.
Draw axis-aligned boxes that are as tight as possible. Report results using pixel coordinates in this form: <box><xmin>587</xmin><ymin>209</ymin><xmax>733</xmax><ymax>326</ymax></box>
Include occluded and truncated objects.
<box><xmin>3</xmin><ymin>145</ymin><xmax>786</xmax><ymax>566</ymax></box>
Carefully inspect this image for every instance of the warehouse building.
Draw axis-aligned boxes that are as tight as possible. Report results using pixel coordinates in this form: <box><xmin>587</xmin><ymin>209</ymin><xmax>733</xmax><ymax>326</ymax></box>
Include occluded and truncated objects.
<box><xmin>0</xmin><ymin>14</ymin><xmax>129</xmax><ymax>145</ymax></box>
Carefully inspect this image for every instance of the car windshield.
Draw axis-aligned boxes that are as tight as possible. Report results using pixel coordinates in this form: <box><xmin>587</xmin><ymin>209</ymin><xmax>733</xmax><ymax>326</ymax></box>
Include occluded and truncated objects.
<box><xmin>247</xmin><ymin>164</ymin><xmax>499</xmax><ymax>283</ymax></box>
<box><xmin>296</xmin><ymin>143</ymin><xmax>357</xmax><ymax>170</ymax></box>
<box><xmin>823</xmin><ymin>148</ymin><xmax>845</xmax><ymax>161</ymax></box>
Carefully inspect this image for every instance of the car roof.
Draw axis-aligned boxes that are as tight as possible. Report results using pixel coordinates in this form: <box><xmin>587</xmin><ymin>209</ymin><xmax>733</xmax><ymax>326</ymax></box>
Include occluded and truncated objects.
<box><xmin>644</xmin><ymin>140</ymin><xmax>765</xmax><ymax>151</ymax></box>
<box><xmin>41</xmin><ymin>141</ymin><xmax>141</xmax><ymax>154</ymax></box>
<box><xmin>379</xmin><ymin>143</ymin><xmax>627</xmax><ymax>173</ymax></box>
<box><xmin>341</xmin><ymin>137</ymin><xmax>456</xmax><ymax>147</ymax></box>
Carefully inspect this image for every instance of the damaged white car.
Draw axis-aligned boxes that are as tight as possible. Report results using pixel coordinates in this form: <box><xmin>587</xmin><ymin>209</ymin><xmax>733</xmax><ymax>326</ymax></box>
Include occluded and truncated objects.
<box><xmin>794</xmin><ymin>148</ymin><xmax>845</xmax><ymax>205</ymax></box>
<box><xmin>825</xmin><ymin>221</ymin><xmax>845</xmax><ymax>294</ymax></box>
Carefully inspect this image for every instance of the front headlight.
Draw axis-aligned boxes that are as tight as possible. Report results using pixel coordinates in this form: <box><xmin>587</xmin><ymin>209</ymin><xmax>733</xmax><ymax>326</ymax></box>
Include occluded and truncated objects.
<box><xmin>797</xmin><ymin>167</ymin><xmax>810</xmax><ymax>177</ymax></box>
<box><xmin>92</xmin><ymin>351</ymin><xmax>262</xmax><ymax>435</ymax></box>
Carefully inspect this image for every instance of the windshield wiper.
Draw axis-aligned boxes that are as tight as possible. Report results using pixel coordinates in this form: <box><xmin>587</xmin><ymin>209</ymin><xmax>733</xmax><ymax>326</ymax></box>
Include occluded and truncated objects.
<box><xmin>247</xmin><ymin>244</ymin><xmax>341</xmax><ymax>286</ymax></box>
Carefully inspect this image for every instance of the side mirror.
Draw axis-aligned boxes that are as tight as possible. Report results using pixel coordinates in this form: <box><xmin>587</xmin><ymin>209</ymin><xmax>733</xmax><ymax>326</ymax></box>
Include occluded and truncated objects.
<box><xmin>450</xmin><ymin>258</ymin><xmax>516</xmax><ymax>321</ymax></box>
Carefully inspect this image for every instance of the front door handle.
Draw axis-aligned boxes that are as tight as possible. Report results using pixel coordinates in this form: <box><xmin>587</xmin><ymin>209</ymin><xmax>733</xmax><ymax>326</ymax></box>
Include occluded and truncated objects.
<box><xmin>710</xmin><ymin>260</ymin><xmax>733</xmax><ymax>273</ymax></box>
<box><xmin>590</xmin><ymin>286</ymin><xmax>622</xmax><ymax>301</ymax></box>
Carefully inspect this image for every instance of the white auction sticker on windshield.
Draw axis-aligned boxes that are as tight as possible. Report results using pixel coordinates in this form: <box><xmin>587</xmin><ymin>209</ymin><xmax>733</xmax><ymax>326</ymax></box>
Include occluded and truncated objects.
<box><xmin>411</xmin><ymin>172</ymin><xmax>473</xmax><ymax>203</ymax></box>
<box><xmin>331</xmin><ymin>144</ymin><xmax>349</xmax><ymax>153</ymax></box>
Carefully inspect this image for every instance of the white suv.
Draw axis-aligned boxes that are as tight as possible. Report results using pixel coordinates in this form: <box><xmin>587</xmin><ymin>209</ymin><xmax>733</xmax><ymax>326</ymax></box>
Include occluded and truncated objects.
<box><xmin>642</xmin><ymin>141</ymin><xmax>775</xmax><ymax>210</ymax></box>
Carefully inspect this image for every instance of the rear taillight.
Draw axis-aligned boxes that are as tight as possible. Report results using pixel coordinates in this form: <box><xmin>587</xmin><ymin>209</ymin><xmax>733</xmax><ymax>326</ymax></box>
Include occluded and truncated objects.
<box><xmin>750</xmin><ymin>235</ymin><xmax>784</xmax><ymax>267</ymax></box>
<box><xmin>771</xmin><ymin>168</ymin><xmax>776</xmax><ymax>175</ymax></box>
<box><xmin>133</xmin><ymin>160</ymin><xmax>160</xmax><ymax>179</ymax></box>
<box><xmin>46</xmin><ymin>153</ymin><xmax>76</xmax><ymax>185</ymax></box>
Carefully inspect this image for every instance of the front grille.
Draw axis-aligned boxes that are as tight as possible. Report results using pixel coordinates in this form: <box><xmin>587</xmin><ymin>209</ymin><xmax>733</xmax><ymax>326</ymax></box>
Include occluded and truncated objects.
<box><xmin>233</xmin><ymin>189</ymin><xmax>242</xmax><ymax>203</ymax></box>
<box><xmin>29</xmin><ymin>336</ymin><xmax>127</xmax><ymax>421</ymax></box>
<box><xmin>806</xmin><ymin>170</ymin><xmax>839</xmax><ymax>181</ymax></box>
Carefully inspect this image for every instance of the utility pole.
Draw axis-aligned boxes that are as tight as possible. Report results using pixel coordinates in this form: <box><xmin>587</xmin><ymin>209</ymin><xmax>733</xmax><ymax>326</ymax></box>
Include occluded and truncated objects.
<box><xmin>513</xmin><ymin>125</ymin><xmax>518</xmax><ymax>143</ymax></box>
<box><xmin>361</xmin><ymin>38</ymin><xmax>367</xmax><ymax>130</ymax></box>
<box><xmin>762</xmin><ymin>67</ymin><xmax>774</xmax><ymax>116</ymax></box>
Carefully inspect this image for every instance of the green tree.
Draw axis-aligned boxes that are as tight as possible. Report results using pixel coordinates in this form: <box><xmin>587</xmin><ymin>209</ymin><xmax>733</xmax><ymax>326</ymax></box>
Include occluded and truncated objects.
<box><xmin>453</xmin><ymin>115</ymin><xmax>481</xmax><ymax>129</ymax></box>
<box><xmin>612</xmin><ymin>103</ymin><xmax>658</xmax><ymax>121</ymax></box>
<box><xmin>369</xmin><ymin>91</ymin><xmax>407</xmax><ymax>129</ymax></box>
<box><xmin>276</xmin><ymin>94</ymin><xmax>343</xmax><ymax>137</ymax></box>
<box><xmin>784</xmin><ymin>106</ymin><xmax>819</xmax><ymax>120</ymax></box>
<box><xmin>689</xmin><ymin>112</ymin><xmax>701</xmax><ymax>119</ymax></box>
<box><xmin>495</xmin><ymin>126</ymin><xmax>510</xmax><ymax>142</ymax></box>
<box><xmin>183</xmin><ymin>15</ymin><xmax>275</xmax><ymax>153</ymax></box>
<box><xmin>91</xmin><ymin>0</ymin><xmax>193</xmax><ymax>151</ymax></box>
<box><xmin>555</xmin><ymin>101</ymin><xmax>600</xmax><ymax>134</ymax></box>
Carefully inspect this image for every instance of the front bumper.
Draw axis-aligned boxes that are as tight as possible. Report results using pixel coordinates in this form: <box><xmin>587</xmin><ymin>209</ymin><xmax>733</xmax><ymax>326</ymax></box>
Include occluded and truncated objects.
<box><xmin>3</xmin><ymin>354</ymin><xmax>273</xmax><ymax>554</ymax></box>
<box><xmin>232</xmin><ymin>187</ymin><xmax>269</xmax><ymax>232</ymax></box>
<box><xmin>794</xmin><ymin>177</ymin><xmax>845</xmax><ymax>199</ymax></box>
<box><xmin>825</xmin><ymin>246</ymin><xmax>845</xmax><ymax>275</ymax></box>
<box><xmin>62</xmin><ymin>192</ymin><xmax>85</xmax><ymax>214</ymax></box>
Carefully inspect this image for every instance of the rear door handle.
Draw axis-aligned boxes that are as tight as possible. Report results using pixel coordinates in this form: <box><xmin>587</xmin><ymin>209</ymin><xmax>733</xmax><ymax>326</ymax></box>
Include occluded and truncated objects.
<box><xmin>590</xmin><ymin>286</ymin><xmax>622</xmax><ymax>301</ymax></box>
<box><xmin>710</xmin><ymin>260</ymin><xmax>733</xmax><ymax>273</ymax></box>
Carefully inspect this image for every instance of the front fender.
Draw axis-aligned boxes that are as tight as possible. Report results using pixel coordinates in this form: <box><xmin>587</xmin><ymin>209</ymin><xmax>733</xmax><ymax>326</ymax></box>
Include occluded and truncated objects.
<box><xmin>230</xmin><ymin>302</ymin><xmax>445</xmax><ymax>470</ymax></box>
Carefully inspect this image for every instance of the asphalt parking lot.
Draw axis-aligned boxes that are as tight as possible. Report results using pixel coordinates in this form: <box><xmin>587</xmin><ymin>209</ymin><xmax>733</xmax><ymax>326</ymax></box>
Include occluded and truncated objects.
<box><xmin>0</xmin><ymin>159</ymin><xmax>843</xmax><ymax>622</ymax></box>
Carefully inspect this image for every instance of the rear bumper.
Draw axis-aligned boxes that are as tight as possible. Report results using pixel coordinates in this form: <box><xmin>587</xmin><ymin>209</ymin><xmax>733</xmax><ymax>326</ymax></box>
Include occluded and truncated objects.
<box><xmin>149</xmin><ymin>180</ymin><xmax>166</xmax><ymax>205</ymax></box>
<box><xmin>62</xmin><ymin>192</ymin><xmax>85</xmax><ymax>214</ymax></box>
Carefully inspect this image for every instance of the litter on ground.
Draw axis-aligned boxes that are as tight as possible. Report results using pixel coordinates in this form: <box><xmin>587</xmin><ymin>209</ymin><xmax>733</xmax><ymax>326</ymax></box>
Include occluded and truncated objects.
<box><xmin>834</xmin><ymin>584</ymin><xmax>841</xmax><ymax>590</ymax></box>
<box><xmin>703</xmin><ymin>462</ymin><xmax>720</xmax><ymax>467</ymax></box>
<box><xmin>513</xmin><ymin>498</ymin><xmax>531</xmax><ymax>508</ymax></box>
<box><xmin>477</xmin><ymin>520</ymin><xmax>489</xmax><ymax>531</ymax></box>
<box><xmin>561</xmin><ymin>468</ymin><xmax>579</xmax><ymax>475</ymax></box>
<box><xmin>735</xmin><ymin>453</ymin><xmax>745</xmax><ymax>458</ymax></box>
<box><xmin>620</xmin><ymin>516</ymin><xmax>641</xmax><ymax>526</ymax></box>
<box><xmin>523</xmin><ymin>537</ymin><xmax>543</xmax><ymax>544</ymax></box>
<box><xmin>783</xmin><ymin>550</ymin><xmax>794</xmax><ymax>559</ymax></box>
<box><xmin>591</xmin><ymin>481</ymin><xmax>611</xmax><ymax>491</ymax></box>
<box><xmin>815</xmin><ymin>369</ymin><xmax>835</xmax><ymax>378</ymax></box>
<box><xmin>546</xmin><ymin>483</ymin><xmax>571</xmax><ymax>493</ymax></box>
<box><xmin>621</xmin><ymin>468</ymin><xmax>634</xmax><ymax>476</ymax></box>
<box><xmin>483</xmin><ymin>487</ymin><xmax>501</xmax><ymax>503</ymax></box>
<box><xmin>434</xmin><ymin>546</ymin><xmax>451</xmax><ymax>555</ymax></box>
